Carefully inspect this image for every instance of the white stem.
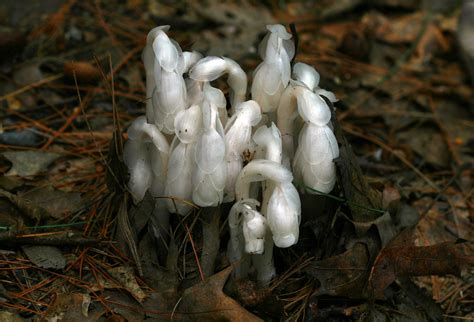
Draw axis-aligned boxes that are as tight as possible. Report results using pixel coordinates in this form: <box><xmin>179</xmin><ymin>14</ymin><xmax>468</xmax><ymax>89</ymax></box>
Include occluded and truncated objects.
<box><xmin>276</xmin><ymin>84</ymin><xmax>308</xmax><ymax>165</ymax></box>
<box><xmin>235</xmin><ymin>160</ymin><xmax>292</xmax><ymax>201</ymax></box>
<box><xmin>189</xmin><ymin>56</ymin><xmax>247</xmax><ymax>113</ymax></box>
<box><xmin>252</xmin><ymin>230</ymin><xmax>275</xmax><ymax>284</ymax></box>
<box><xmin>227</xmin><ymin>199</ymin><xmax>259</xmax><ymax>278</ymax></box>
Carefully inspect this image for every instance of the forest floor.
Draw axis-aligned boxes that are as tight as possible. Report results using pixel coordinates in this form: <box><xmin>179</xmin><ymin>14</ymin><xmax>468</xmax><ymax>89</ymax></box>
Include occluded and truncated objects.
<box><xmin>0</xmin><ymin>0</ymin><xmax>472</xmax><ymax>321</ymax></box>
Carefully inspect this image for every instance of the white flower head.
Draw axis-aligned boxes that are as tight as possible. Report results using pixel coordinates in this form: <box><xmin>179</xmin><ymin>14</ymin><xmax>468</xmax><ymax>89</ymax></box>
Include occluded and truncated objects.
<box><xmin>124</xmin><ymin>116</ymin><xmax>169</xmax><ymax>203</ymax></box>
<box><xmin>293</xmin><ymin>124</ymin><xmax>339</xmax><ymax>194</ymax></box>
<box><xmin>266</xmin><ymin>181</ymin><xmax>301</xmax><ymax>248</ymax></box>
<box><xmin>242</xmin><ymin>204</ymin><xmax>267</xmax><ymax>254</ymax></box>
<box><xmin>297</xmin><ymin>90</ymin><xmax>331</xmax><ymax>126</ymax></box>
<box><xmin>292</xmin><ymin>62</ymin><xmax>320</xmax><ymax>91</ymax></box>
<box><xmin>252</xmin><ymin>24</ymin><xmax>295</xmax><ymax>113</ymax></box>
<box><xmin>148</xmin><ymin>26</ymin><xmax>187</xmax><ymax>134</ymax></box>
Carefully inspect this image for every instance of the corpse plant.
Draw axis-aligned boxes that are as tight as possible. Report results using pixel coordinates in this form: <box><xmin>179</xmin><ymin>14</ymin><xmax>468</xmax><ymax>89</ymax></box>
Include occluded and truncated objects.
<box><xmin>124</xmin><ymin>24</ymin><xmax>339</xmax><ymax>284</ymax></box>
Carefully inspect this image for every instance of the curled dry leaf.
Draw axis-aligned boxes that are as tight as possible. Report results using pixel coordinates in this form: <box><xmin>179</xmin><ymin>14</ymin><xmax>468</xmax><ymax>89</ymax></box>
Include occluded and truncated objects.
<box><xmin>175</xmin><ymin>266</ymin><xmax>262</xmax><ymax>321</ymax></box>
<box><xmin>368</xmin><ymin>228</ymin><xmax>474</xmax><ymax>299</ymax></box>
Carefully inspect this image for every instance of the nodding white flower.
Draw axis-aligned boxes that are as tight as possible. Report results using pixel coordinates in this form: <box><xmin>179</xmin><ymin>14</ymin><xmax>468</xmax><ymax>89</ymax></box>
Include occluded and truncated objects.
<box><xmin>266</xmin><ymin>181</ymin><xmax>301</xmax><ymax>247</ymax></box>
<box><xmin>242</xmin><ymin>205</ymin><xmax>266</xmax><ymax>254</ymax></box>
<box><xmin>150</xmin><ymin>26</ymin><xmax>187</xmax><ymax>134</ymax></box>
<box><xmin>235</xmin><ymin>159</ymin><xmax>300</xmax><ymax>244</ymax></box>
<box><xmin>189</xmin><ymin>56</ymin><xmax>247</xmax><ymax>112</ymax></box>
<box><xmin>293</xmin><ymin>92</ymin><xmax>339</xmax><ymax>194</ymax></box>
<box><xmin>292</xmin><ymin>62</ymin><xmax>320</xmax><ymax>91</ymax></box>
<box><xmin>123</xmin><ymin>116</ymin><xmax>169</xmax><ymax>203</ymax></box>
<box><xmin>251</xmin><ymin>124</ymin><xmax>300</xmax><ymax>248</ymax></box>
<box><xmin>277</xmin><ymin>76</ymin><xmax>334</xmax><ymax>166</ymax></box>
<box><xmin>227</xmin><ymin>199</ymin><xmax>259</xmax><ymax>277</ymax></box>
<box><xmin>234</xmin><ymin>158</ymin><xmax>300</xmax><ymax>282</ymax></box>
<box><xmin>192</xmin><ymin>91</ymin><xmax>227</xmax><ymax>207</ymax></box>
<box><xmin>252</xmin><ymin>24</ymin><xmax>295</xmax><ymax>113</ymax></box>
<box><xmin>223</xmin><ymin>100</ymin><xmax>262</xmax><ymax>202</ymax></box>
<box><xmin>164</xmin><ymin>104</ymin><xmax>202</xmax><ymax>215</ymax></box>
<box><xmin>293</xmin><ymin>62</ymin><xmax>337</xmax><ymax>103</ymax></box>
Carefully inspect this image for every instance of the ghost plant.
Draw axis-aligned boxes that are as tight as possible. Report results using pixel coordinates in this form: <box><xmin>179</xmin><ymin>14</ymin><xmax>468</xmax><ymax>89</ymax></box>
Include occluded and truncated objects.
<box><xmin>124</xmin><ymin>24</ymin><xmax>339</xmax><ymax>284</ymax></box>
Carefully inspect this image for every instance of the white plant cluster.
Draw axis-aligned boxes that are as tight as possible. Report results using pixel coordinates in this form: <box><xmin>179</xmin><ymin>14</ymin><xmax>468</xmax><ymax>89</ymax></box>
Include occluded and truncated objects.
<box><xmin>124</xmin><ymin>24</ymin><xmax>339</xmax><ymax>283</ymax></box>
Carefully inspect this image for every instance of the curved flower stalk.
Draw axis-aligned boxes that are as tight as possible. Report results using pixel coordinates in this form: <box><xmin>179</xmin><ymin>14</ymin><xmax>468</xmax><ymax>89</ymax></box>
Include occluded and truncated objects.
<box><xmin>293</xmin><ymin>91</ymin><xmax>339</xmax><ymax>194</ymax></box>
<box><xmin>192</xmin><ymin>93</ymin><xmax>227</xmax><ymax>207</ymax></box>
<box><xmin>234</xmin><ymin>159</ymin><xmax>300</xmax><ymax>283</ymax></box>
<box><xmin>182</xmin><ymin>51</ymin><xmax>203</xmax><ymax>74</ymax></box>
<box><xmin>276</xmin><ymin>81</ymin><xmax>309</xmax><ymax>166</ymax></box>
<box><xmin>252</xmin><ymin>124</ymin><xmax>300</xmax><ymax>247</ymax></box>
<box><xmin>123</xmin><ymin>116</ymin><xmax>170</xmax><ymax>203</ymax></box>
<box><xmin>150</xmin><ymin>26</ymin><xmax>187</xmax><ymax>134</ymax></box>
<box><xmin>252</xmin><ymin>24</ymin><xmax>295</xmax><ymax>114</ymax></box>
<box><xmin>227</xmin><ymin>199</ymin><xmax>260</xmax><ymax>278</ymax></box>
<box><xmin>164</xmin><ymin>104</ymin><xmax>202</xmax><ymax>215</ymax></box>
<box><xmin>223</xmin><ymin>100</ymin><xmax>262</xmax><ymax>202</ymax></box>
<box><xmin>277</xmin><ymin>78</ymin><xmax>332</xmax><ymax>166</ymax></box>
<box><xmin>189</xmin><ymin>56</ymin><xmax>247</xmax><ymax>113</ymax></box>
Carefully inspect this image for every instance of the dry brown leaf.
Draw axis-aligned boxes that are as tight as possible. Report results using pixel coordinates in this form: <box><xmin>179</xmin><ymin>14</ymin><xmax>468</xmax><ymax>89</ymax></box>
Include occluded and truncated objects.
<box><xmin>368</xmin><ymin>228</ymin><xmax>474</xmax><ymax>299</ymax></box>
<box><xmin>175</xmin><ymin>266</ymin><xmax>262</xmax><ymax>321</ymax></box>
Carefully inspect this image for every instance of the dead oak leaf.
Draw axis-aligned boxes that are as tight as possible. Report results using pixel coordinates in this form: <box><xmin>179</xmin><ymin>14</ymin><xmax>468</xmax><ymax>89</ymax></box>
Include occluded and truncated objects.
<box><xmin>368</xmin><ymin>228</ymin><xmax>474</xmax><ymax>299</ymax></box>
<box><xmin>174</xmin><ymin>266</ymin><xmax>262</xmax><ymax>322</ymax></box>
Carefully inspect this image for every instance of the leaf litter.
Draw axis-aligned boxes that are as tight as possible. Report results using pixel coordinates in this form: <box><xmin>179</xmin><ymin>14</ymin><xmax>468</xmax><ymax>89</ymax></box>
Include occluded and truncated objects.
<box><xmin>0</xmin><ymin>0</ymin><xmax>472</xmax><ymax>320</ymax></box>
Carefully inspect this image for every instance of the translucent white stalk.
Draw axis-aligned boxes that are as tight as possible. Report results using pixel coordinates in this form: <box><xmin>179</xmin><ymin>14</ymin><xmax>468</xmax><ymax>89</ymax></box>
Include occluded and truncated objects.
<box><xmin>123</xmin><ymin>116</ymin><xmax>169</xmax><ymax>203</ymax></box>
<box><xmin>276</xmin><ymin>81</ymin><xmax>309</xmax><ymax>166</ymax></box>
<box><xmin>252</xmin><ymin>123</ymin><xmax>282</xmax><ymax>216</ymax></box>
<box><xmin>235</xmin><ymin>159</ymin><xmax>292</xmax><ymax>201</ymax></box>
<box><xmin>227</xmin><ymin>199</ymin><xmax>259</xmax><ymax>278</ymax></box>
<box><xmin>252</xmin><ymin>24</ymin><xmax>295</xmax><ymax>113</ymax></box>
<box><xmin>164</xmin><ymin>105</ymin><xmax>202</xmax><ymax>215</ymax></box>
<box><xmin>142</xmin><ymin>26</ymin><xmax>170</xmax><ymax>124</ymax></box>
<box><xmin>182</xmin><ymin>51</ymin><xmax>203</xmax><ymax>73</ymax></box>
<box><xmin>223</xmin><ymin>100</ymin><xmax>262</xmax><ymax>202</ymax></box>
<box><xmin>192</xmin><ymin>91</ymin><xmax>227</xmax><ymax>207</ymax></box>
<box><xmin>150</xmin><ymin>26</ymin><xmax>187</xmax><ymax>134</ymax></box>
<box><xmin>189</xmin><ymin>56</ymin><xmax>247</xmax><ymax>112</ymax></box>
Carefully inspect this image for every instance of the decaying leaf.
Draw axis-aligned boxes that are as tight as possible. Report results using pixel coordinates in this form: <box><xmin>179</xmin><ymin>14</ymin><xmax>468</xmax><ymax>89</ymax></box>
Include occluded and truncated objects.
<box><xmin>0</xmin><ymin>188</ymin><xmax>50</xmax><ymax>223</ymax></box>
<box><xmin>20</xmin><ymin>186</ymin><xmax>83</xmax><ymax>219</ymax></box>
<box><xmin>368</xmin><ymin>228</ymin><xmax>474</xmax><ymax>299</ymax></box>
<box><xmin>306</xmin><ymin>243</ymin><xmax>370</xmax><ymax>298</ymax></box>
<box><xmin>175</xmin><ymin>266</ymin><xmax>262</xmax><ymax>321</ymax></box>
<box><xmin>91</xmin><ymin>265</ymin><xmax>146</xmax><ymax>302</ymax></box>
<box><xmin>2</xmin><ymin>151</ymin><xmax>61</xmax><ymax>177</ymax></box>
<box><xmin>44</xmin><ymin>293</ymin><xmax>93</xmax><ymax>321</ymax></box>
<box><xmin>22</xmin><ymin>245</ymin><xmax>66</xmax><ymax>269</ymax></box>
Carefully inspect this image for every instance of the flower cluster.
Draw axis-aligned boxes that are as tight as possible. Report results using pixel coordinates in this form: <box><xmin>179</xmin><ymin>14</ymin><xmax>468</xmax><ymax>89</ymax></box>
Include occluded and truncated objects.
<box><xmin>124</xmin><ymin>24</ymin><xmax>339</xmax><ymax>283</ymax></box>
